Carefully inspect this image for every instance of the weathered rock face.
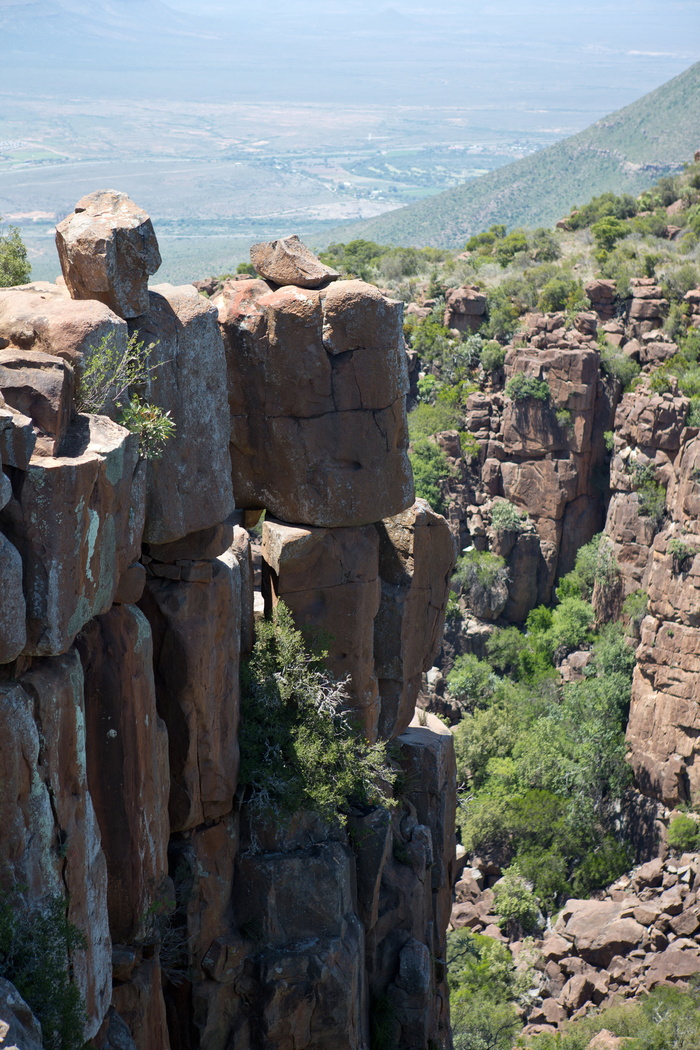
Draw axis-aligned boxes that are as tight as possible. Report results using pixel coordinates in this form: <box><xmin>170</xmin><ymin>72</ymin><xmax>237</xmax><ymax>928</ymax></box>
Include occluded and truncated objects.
<box><xmin>262</xmin><ymin>501</ymin><xmax>454</xmax><ymax>741</ymax></box>
<box><xmin>132</xmin><ymin>284</ymin><xmax>234</xmax><ymax>545</ymax></box>
<box><xmin>0</xmin><ymin>346</ymin><xmax>75</xmax><ymax>455</ymax></box>
<box><xmin>217</xmin><ymin>277</ymin><xmax>414</xmax><ymax>527</ymax></box>
<box><xmin>56</xmin><ymin>190</ymin><xmax>162</xmax><ymax>319</ymax></box>
<box><xmin>139</xmin><ymin>550</ymin><xmax>241</xmax><ymax>832</ymax></box>
<box><xmin>262</xmin><ymin>517</ymin><xmax>383</xmax><ymax>738</ymax></box>
<box><xmin>0</xmin><ymin>284</ymin><xmax>127</xmax><ymax>386</ymax></box>
<box><xmin>0</xmin><ymin>414</ymin><xmax>144</xmax><ymax>656</ymax></box>
<box><xmin>0</xmin><ymin>978</ymin><xmax>44</xmax><ymax>1050</ymax></box>
<box><xmin>77</xmin><ymin>604</ymin><xmax>170</xmax><ymax>945</ymax></box>
<box><xmin>443</xmin><ymin>285</ymin><xmax>487</xmax><ymax>333</ymax></box>
<box><xmin>374</xmin><ymin>500</ymin><xmax>456</xmax><ymax>738</ymax></box>
<box><xmin>0</xmin><ymin>652</ymin><xmax>112</xmax><ymax>1039</ymax></box>
<box><xmin>250</xmin><ymin>234</ymin><xmax>339</xmax><ymax>288</ymax></box>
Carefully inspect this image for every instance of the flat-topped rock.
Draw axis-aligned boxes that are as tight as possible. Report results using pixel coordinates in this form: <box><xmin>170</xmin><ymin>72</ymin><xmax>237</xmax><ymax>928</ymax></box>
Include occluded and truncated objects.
<box><xmin>56</xmin><ymin>190</ymin><xmax>161</xmax><ymax>319</ymax></box>
<box><xmin>250</xmin><ymin>234</ymin><xmax>339</xmax><ymax>289</ymax></box>
<box><xmin>0</xmin><ymin>347</ymin><xmax>74</xmax><ymax>455</ymax></box>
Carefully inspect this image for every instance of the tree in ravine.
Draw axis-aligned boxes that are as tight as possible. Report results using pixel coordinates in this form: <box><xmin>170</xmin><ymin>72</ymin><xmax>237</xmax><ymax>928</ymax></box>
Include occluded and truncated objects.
<box><xmin>0</xmin><ymin>218</ymin><xmax>31</xmax><ymax>287</ymax></box>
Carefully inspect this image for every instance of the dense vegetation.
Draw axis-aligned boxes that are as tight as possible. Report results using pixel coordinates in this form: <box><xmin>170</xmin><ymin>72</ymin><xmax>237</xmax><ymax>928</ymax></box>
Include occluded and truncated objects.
<box><xmin>322</xmin><ymin>160</ymin><xmax>700</xmax><ymax>1045</ymax></box>
<box><xmin>0</xmin><ymin>216</ymin><xmax>31</xmax><ymax>286</ymax></box>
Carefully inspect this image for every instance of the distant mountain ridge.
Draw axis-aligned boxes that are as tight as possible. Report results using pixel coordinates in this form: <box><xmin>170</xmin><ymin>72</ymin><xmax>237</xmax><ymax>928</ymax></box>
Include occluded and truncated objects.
<box><xmin>329</xmin><ymin>60</ymin><xmax>700</xmax><ymax>248</ymax></box>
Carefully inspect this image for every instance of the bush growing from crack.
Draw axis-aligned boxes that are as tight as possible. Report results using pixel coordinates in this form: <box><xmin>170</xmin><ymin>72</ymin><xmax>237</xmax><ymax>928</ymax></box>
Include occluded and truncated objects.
<box><xmin>0</xmin><ymin>891</ymin><xmax>87</xmax><ymax>1050</ymax></box>
<box><xmin>505</xmin><ymin>373</ymin><xmax>550</xmax><ymax>403</ymax></box>
<box><xmin>77</xmin><ymin>330</ymin><xmax>175</xmax><ymax>459</ymax></box>
<box><xmin>238</xmin><ymin>603</ymin><xmax>395</xmax><ymax>828</ymax></box>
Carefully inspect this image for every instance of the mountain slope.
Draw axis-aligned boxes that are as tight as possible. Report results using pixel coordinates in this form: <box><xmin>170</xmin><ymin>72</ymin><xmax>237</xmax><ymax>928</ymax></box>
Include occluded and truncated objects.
<box><xmin>330</xmin><ymin>61</ymin><xmax>700</xmax><ymax>248</ymax></box>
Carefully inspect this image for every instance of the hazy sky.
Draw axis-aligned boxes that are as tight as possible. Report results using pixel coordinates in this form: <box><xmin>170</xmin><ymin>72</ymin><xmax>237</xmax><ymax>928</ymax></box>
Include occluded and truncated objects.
<box><xmin>2</xmin><ymin>0</ymin><xmax>697</xmax><ymax>117</ymax></box>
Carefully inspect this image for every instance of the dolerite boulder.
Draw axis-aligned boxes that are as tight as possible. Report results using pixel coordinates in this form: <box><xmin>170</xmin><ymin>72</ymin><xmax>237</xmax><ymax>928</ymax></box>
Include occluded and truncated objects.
<box><xmin>374</xmin><ymin>499</ymin><xmax>456</xmax><ymax>739</ymax></box>
<box><xmin>0</xmin><ymin>652</ymin><xmax>111</xmax><ymax>1038</ymax></box>
<box><xmin>0</xmin><ymin>346</ymin><xmax>75</xmax><ymax>455</ymax></box>
<box><xmin>250</xmin><ymin>234</ymin><xmax>339</xmax><ymax>288</ymax></box>
<box><xmin>0</xmin><ymin>414</ymin><xmax>145</xmax><ymax>656</ymax></box>
<box><xmin>139</xmin><ymin>550</ymin><xmax>241</xmax><ymax>832</ymax></box>
<box><xmin>443</xmin><ymin>285</ymin><xmax>487</xmax><ymax>333</ymax></box>
<box><xmin>0</xmin><ymin>978</ymin><xmax>44</xmax><ymax>1050</ymax></box>
<box><xmin>0</xmin><ymin>472</ymin><xmax>25</xmax><ymax>663</ymax></box>
<box><xmin>77</xmin><ymin>605</ymin><xmax>170</xmax><ymax>945</ymax></box>
<box><xmin>217</xmin><ymin>277</ymin><xmax>414</xmax><ymax>527</ymax></box>
<box><xmin>0</xmin><ymin>283</ymin><xmax>127</xmax><ymax>386</ymax></box>
<box><xmin>262</xmin><ymin>517</ymin><xmax>382</xmax><ymax>739</ymax></box>
<box><xmin>230</xmin><ymin>813</ymin><xmax>367</xmax><ymax>1050</ymax></box>
<box><xmin>132</xmin><ymin>284</ymin><xmax>234</xmax><ymax>545</ymax></box>
<box><xmin>56</xmin><ymin>190</ymin><xmax>161</xmax><ymax>319</ymax></box>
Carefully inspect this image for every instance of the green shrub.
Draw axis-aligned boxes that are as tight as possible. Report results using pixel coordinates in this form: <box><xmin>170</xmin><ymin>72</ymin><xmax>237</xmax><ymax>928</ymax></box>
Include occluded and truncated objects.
<box><xmin>493</xmin><ymin>870</ymin><xmax>541</xmax><ymax>937</ymax></box>
<box><xmin>236</xmin><ymin>261</ymin><xmax>256</xmax><ymax>276</ymax></box>
<box><xmin>238</xmin><ymin>603</ymin><xmax>394</xmax><ymax>826</ymax></box>
<box><xmin>408</xmin><ymin>401</ymin><xmax>461</xmax><ymax>440</ymax></box>
<box><xmin>668</xmin><ymin>537</ymin><xmax>697</xmax><ymax>572</ymax></box>
<box><xmin>447</xmin><ymin>654</ymin><xmax>499</xmax><ymax>708</ymax></box>
<box><xmin>455</xmin><ymin>550</ymin><xmax>508</xmax><ymax>593</ymax></box>
<box><xmin>505</xmin><ymin>373</ymin><xmax>550</xmax><ymax>402</ymax></box>
<box><xmin>409</xmin><ymin>438</ymin><xmax>451</xmax><ymax>512</ymax></box>
<box><xmin>636</xmin><ymin>479</ymin><xmax>666</xmax><ymax>528</ymax></box>
<box><xmin>536</xmin><ymin>276</ymin><xmax>582</xmax><ymax>313</ymax></box>
<box><xmin>0</xmin><ymin>892</ymin><xmax>87</xmax><ymax>1050</ymax></box>
<box><xmin>0</xmin><ymin>218</ymin><xmax>31</xmax><ymax>286</ymax></box>
<box><xmin>598</xmin><ymin>340</ymin><xmax>640</xmax><ymax>389</ymax></box>
<box><xmin>460</xmin><ymin>431</ymin><xmax>481</xmax><ymax>462</ymax></box>
<box><xmin>118</xmin><ymin>394</ymin><xmax>176</xmax><ymax>459</ymax></box>
<box><xmin>549</xmin><ymin>597</ymin><xmax>594</xmax><ymax>652</ymax></box>
<box><xmin>622</xmin><ymin>589</ymin><xmax>648</xmax><ymax>632</ymax></box>
<box><xmin>591</xmin><ymin>216</ymin><xmax>631</xmax><ymax>252</ymax></box>
<box><xmin>491</xmin><ymin>500</ymin><xmax>526</xmax><ymax>532</ymax></box>
<box><xmin>556</xmin><ymin>533</ymin><xmax>619</xmax><ymax>602</ymax></box>
<box><xmin>416</xmin><ymin>373</ymin><xmax>439</xmax><ymax>403</ymax></box>
<box><xmin>667</xmin><ymin>814</ymin><xmax>700</xmax><ymax>852</ymax></box>
<box><xmin>480</xmin><ymin>340</ymin><xmax>507</xmax><ymax>372</ymax></box>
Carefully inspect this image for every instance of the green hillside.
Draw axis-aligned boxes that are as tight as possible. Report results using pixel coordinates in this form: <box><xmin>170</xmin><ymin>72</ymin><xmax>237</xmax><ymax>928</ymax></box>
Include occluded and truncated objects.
<box><xmin>331</xmin><ymin>61</ymin><xmax>700</xmax><ymax>249</ymax></box>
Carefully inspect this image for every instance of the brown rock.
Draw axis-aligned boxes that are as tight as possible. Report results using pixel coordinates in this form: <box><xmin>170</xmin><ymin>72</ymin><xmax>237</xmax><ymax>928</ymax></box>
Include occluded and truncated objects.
<box><xmin>0</xmin><ymin>509</ymin><xmax>26</xmax><ymax>662</ymax></box>
<box><xmin>0</xmin><ymin>402</ymin><xmax>36</xmax><ymax>468</ymax></box>
<box><xmin>132</xmin><ymin>284</ymin><xmax>234</xmax><ymax>545</ymax></box>
<box><xmin>144</xmin><ymin>517</ymin><xmax>234</xmax><ymax>563</ymax></box>
<box><xmin>374</xmin><ymin>499</ymin><xmax>455</xmax><ymax>738</ymax></box>
<box><xmin>0</xmin><ymin>978</ymin><xmax>44</xmax><ymax>1050</ymax></box>
<box><xmin>0</xmin><ymin>347</ymin><xmax>74</xmax><ymax>455</ymax></box>
<box><xmin>77</xmin><ymin>604</ymin><xmax>170</xmax><ymax>944</ymax></box>
<box><xmin>443</xmin><ymin>286</ymin><xmax>487</xmax><ymax>333</ymax></box>
<box><xmin>56</xmin><ymin>190</ymin><xmax>161</xmax><ymax>319</ymax></box>
<box><xmin>0</xmin><ymin>414</ymin><xmax>144</xmax><ymax>656</ymax></box>
<box><xmin>218</xmin><ymin>278</ymin><xmax>414</xmax><ymax>528</ymax></box>
<box><xmin>250</xmin><ymin>234</ymin><xmax>339</xmax><ymax>288</ymax></box>
<box><xmin>111</xmin><ymin>958</ymin><xmax>170</xmax><ymax>1050</ymax></box>
<box><xmin>0</xmin><ymin>284</ymin><xmax>127</xmax><ymax>386</ymax></box>
<box><xmin>644</xmin><ymin>948</ymin><xmax>700</xmax><ymax>988</ymax></box>
<box><xmin>139</xmin><ymin>550</ymin><xmax>241</xmax><ymax>832</ymax></box>
<box><xmin>562</xmin><ymin>900</ymin><xmax>646</xmax><ymax>966</ymax></box>
<box><xmin>586</xmin><ymin>1031</ymin><xmax>628</xmax><ymax>1049</ymax></box>
<box><xmin>114</xmin><ymin>562</ymin><xmax>146</xmax><ymax>605</ymax></box>
<box><xmin>262</xmin><ymin>517</ymin><xmax>382</xmax><ymax>739</ymax></box>
<box><xmin>0</xmin><ymin>653</ymin><xmax>111</xmax><ymax>1037</ymax></box>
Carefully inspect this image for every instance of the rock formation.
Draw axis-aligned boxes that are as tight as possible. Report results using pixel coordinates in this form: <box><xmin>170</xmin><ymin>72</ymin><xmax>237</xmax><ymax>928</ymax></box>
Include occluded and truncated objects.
<box><xmin>0</xmin><ymin>205</ymin><xmax>456</xmax><ymax>1050</ymax></box>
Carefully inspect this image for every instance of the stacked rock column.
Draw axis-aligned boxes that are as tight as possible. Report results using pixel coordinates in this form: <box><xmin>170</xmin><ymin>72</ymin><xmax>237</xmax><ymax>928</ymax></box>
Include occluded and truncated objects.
<box><xmin>216</xmin><ymin>259</ymin><xmax>456</xmax><ymax>1050</ymax></box>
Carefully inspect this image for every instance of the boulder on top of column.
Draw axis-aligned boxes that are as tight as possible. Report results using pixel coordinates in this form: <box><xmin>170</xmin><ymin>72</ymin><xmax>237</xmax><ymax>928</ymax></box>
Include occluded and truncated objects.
<box><xmin>55</xmin><ymin>190</ymin><xmax>161</xmax><ymax>319</ymax></box>
<box><xmin>217</xmin><ymin>275</ymin><xmax>414</xmax><ymax>528</ymax></box>
<box><xmin>250</xmin><ymin>235</ymin><xmax>339</xmax><ymax>289</ymax></box>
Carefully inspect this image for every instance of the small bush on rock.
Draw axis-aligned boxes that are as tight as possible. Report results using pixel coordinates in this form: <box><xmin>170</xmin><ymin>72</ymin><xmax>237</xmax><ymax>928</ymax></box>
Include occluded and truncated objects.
<box><xmin>668</xmin><ymin>814</ymin><xmax>700</xmax><ymax>852</ymax></box>
<box><xmin>505</xmin><ymin>373</ymin><xmax>550</xmax><ymax>403</ymax></box>
<box><xmin>239</xmin><ymin>603</ymin><xmax>394</xmax><ymax>828</ymax></box>
<box><xmin>491</xmin><ymin>500</ymin><xmax>526</xmax><ymax>533</ymax></box>
<box><xmin>493</xmin><ymin>870</ymin><xmax>541</xmax><ymax>937</ymax></box>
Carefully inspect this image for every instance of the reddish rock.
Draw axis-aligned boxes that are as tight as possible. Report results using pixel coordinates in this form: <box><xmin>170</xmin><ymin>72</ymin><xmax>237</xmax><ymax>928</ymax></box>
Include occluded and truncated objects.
<box><xmin>218</xmin><ymin>278</ymin><xmax>413</xmax><ymax>528</ymax></box>
<box><xmin>262</xmin><ymin>517</ymin><xmax>382</xmax><ymax>739</ymax></box>
<box><xmin>644</xmin><ymin>949</ymin><xmax>700</xmax><ymax>988</ymax></box>
<box><xmin>111</xmin><ymin>958</ymin><xmax>170</xmax><ymax>1050</ymax></box>
<box><xmin>374</xmin><ymin>499</ymin><xmax>455</xmax><ymax>738</ymax></box>
<box><xmin>140</xmin><ymin>551</ymin><xmax>241</xmax><ymax>832</ymax></box>
<box><xmin>0</xmin><ymin>978</ymin><xmax>44</xmax><ymax>1050</ymax></box>
<box><xmin>0</xmin><ymin>414</ymin><xmax>144</xmax><ymax>656</ymax></box>
<box><xmin>0</xmin><ymin>284</ymin><xmax>127</xmax><ymax>386</ymax></box>
<box><xmin>0</xmin><ymin>653</ymin><xmax>111</xmax><ymax>1038</ymax></box>
<box><xmin>560</xmin><ymin>900</ymin><xmax>645</xmax><ymax>966</ymax></box>
<box><xmin>443</xmin><ymin>286</ymin><xmax>487</xmax><ymax>333</ymax></box>
<box><xmin>56</xmin><ymin>190</ymin><xmax>161</xmax><ymax>319</ymax></box>
<box><xmin>133</xmin><ymin>284</ymin><xmax>234</xmax><ymax>545</ymax></box>
<box><xmin>0</xmin><ymin>347</ymin><xmax>75</xmax><ymax>455</ymax></box>
<box><xmin>0</xmin><ymin>401</ymin><xmax>36</xmax><ymax>468</ymax></box>
<box><xmin>77</xmin><ymin>604</ymin><xmax>170</xmax><ymax>945</ymax></box>
<box><xmin>0</xmin><ymin>470</ymin><xmax>25</xmax><ymax>659</ymax></box>
<box><xmin>250</xmin><ymin>234</ymin><xmax>339</xmax><ymax>289</ymax></box>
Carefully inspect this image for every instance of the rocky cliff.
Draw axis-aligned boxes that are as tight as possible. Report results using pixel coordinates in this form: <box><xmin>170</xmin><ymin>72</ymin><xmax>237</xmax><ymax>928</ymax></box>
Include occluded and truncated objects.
<box><xmin>0</xmin><ymin>207</ymin><xmax>457</xmax><ymax>1050</ymax></box>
